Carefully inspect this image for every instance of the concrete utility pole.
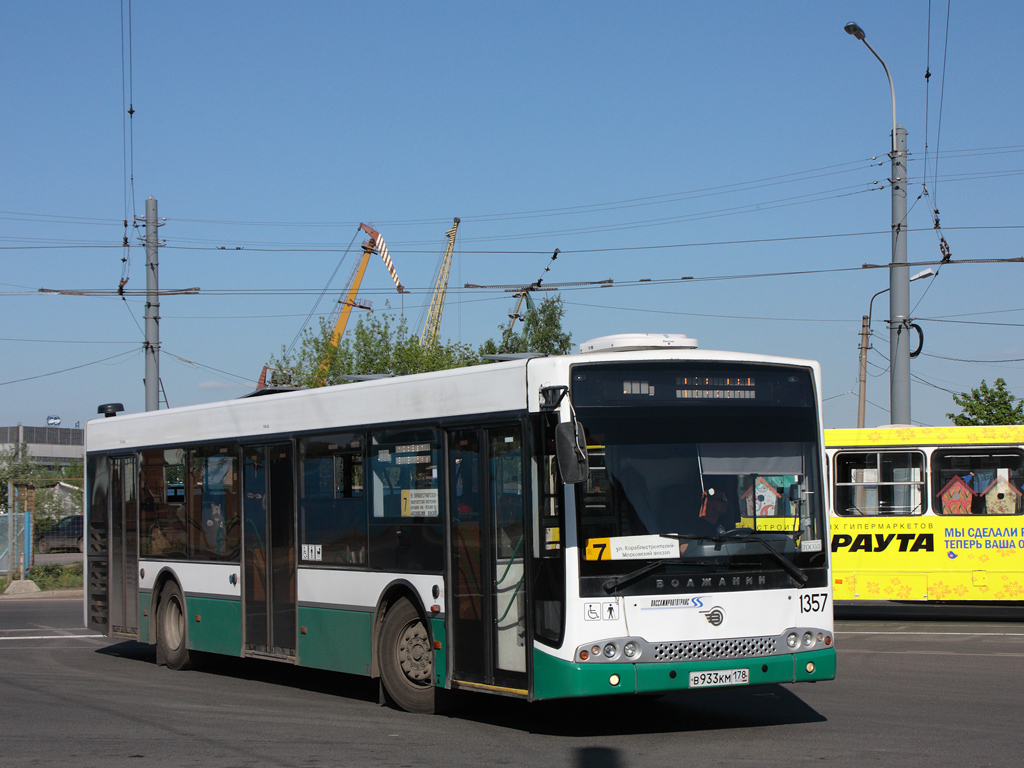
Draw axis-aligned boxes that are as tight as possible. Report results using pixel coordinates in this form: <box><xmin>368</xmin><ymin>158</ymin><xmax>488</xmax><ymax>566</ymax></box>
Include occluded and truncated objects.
<box><xmin>857</xmin><ymin>314</ymin><xmax>871</xmax><ymax>429</ymax></box>
<box><xmin>144</xmin><ymin>197</ymin><xmax>161</xmax><ymax>412</ymax></box>
<box><xmin>857</xmin><ymin>268</ymin><xmax>931</xmax><ymax>428</ymax></box>
<box><xmin>889</xmin><ymin>124</ymin><xmax>911</xmax><ymax>425</ymax></box>
<box><xmin>845</xmin><ymin>22</ymin><xmax>912</xmax><ymax>425</ymax></box>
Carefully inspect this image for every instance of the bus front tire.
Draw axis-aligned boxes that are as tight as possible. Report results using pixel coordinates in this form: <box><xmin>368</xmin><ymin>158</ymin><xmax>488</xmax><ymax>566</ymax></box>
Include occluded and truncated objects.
<box><xmin>378</xmin><ymin>597</ymin><xmax>437</xmax><ymax>714</ymax></box>
<box><xmin>158</xmin><ymin>582</ymin><xmax>194</xmax><ymax>671</ymax></box>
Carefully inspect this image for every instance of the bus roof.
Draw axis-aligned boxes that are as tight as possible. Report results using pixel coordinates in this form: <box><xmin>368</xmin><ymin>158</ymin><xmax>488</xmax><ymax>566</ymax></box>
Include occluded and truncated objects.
<box><xmin>86</xmin><ymin>347</ymin><xmax>821</xmax><ymax>453</ymax></box>
<box><xmin>824</xmin><ymin>424</ymin><xmax>1024</xmax><ymax>449</ymax></box>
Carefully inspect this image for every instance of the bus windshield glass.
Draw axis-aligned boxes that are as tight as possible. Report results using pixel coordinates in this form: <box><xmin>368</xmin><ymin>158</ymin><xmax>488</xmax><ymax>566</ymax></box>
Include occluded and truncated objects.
<box><xmin>571</xmin><ymin>362</ymin><xmax>826</xmax><ymax>591</ymax></box>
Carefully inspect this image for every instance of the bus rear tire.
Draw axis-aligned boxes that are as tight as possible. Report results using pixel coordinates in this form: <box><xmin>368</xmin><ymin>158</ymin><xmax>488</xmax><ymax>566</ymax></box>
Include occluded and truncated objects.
<box><xmin>158</xmin><ymin>581</ymin><xmax>194</xmax><ymax>671</ymax></box>
<box><xmin>378</xmin><ymin>597</ymin><xmax>438</xmax><ymax>714</ymax></box>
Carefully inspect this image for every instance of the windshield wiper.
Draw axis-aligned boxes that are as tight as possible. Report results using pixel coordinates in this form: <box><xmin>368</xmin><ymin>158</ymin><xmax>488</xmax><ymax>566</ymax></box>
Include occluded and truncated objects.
<box><xmin>715</xmin><ymin>527</ymin><xmax>808</xmax><ymax>585</ymax></box>
<box><xmin>602</xmin><ymin>559</ymin><xmax>669</xmax><ymax>594</ymax></box>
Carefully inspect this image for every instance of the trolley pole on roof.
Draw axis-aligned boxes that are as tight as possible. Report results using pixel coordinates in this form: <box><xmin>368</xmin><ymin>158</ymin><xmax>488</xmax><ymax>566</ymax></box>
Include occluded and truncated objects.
<box><xmin>144</xmin><ymin>196</ymin><xmax>160</xmax><ymax>412</ymax></box>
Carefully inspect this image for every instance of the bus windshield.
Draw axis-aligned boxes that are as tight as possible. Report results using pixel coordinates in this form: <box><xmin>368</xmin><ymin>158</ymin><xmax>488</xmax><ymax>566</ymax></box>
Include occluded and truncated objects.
<box><xmin>571</xmin><ymin>362</ymin><xmax>826</xmax><ymax>590</ymax></box>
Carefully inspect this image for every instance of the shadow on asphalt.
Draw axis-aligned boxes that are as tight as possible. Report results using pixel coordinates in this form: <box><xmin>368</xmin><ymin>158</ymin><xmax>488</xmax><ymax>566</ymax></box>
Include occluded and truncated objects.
<box><xmin>455</xmin><ymin>685</ymin><xmax>825</xmax><ymax>735</ymax></box>
<box><xmin>97</xmin><ymin>640</ymin><xmax>380</xmax><ymax>704</ymax></box>
<box><xmin>96</xmin><ymin>640</ymin><xmax>825</xmax><ymax>734</ymax></box>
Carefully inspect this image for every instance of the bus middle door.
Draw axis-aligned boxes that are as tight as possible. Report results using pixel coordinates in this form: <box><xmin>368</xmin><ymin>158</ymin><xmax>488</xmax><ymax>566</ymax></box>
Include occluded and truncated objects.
<box><xmin>448</xmin><ymin>426</ymin><xmax>528</xmax><ymax>694</ymax></box>
<box><xmin>242</xmin><ymin>443</ymin><xmax>296</xmax><ymax>659</ymax></box>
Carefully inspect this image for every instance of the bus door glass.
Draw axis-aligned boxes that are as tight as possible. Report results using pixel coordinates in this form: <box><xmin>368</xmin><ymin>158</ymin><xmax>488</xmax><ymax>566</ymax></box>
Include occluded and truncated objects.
<box><xmin>109</xmin><ymin>455</ymin><xmax>138</xmax><ymax>637</ymax></box>
<box><xmin>242</xmin><ymin>443</ymin><xmax>296</xmax><ymax>657</ymax></box>
<box><xmin>448</xmin><ymin>426</ymin><xmax>527</xmax><ymax>691</ymax></box>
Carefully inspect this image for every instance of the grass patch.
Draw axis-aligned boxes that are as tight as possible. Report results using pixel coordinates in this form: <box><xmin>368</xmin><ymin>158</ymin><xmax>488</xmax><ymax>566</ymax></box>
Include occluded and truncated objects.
<box><xmin>25</xmin><ymin>562</ymin><xmax>83</xmax><ymax>590</ymax></box>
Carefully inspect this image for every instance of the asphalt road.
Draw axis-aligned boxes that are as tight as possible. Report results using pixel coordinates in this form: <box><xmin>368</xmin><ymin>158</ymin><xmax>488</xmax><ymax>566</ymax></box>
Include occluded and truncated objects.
<box><xmin>1</xmin><ymin>598</ymin><xmax>1021</xmax><ymax>768</ymax></box>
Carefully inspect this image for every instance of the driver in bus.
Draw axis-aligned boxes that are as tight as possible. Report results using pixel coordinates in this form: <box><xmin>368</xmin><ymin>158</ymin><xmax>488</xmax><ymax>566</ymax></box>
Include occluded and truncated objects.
<box><xmin>679</xmin><ymin>486</ymin><xmax>730</xmax><ymax>554</ymax></box>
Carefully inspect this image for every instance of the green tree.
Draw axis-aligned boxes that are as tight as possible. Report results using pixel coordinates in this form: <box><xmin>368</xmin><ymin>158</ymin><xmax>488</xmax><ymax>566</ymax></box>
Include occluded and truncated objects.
<box><xmin>946</xmin><ymin>378</ymin><xmax>1024</xmax><ymax>426</ymax></box>
<box><xmin>0</xmin><ymin>443</ymin><xmax>36</xmax><ymax>510</ymax></box>
<box><xmin>266</xmin><ymin>308</ymin><xmax>480</xmax><ymax>388</ymax></box>
<box><xmin>479</xmin><ymin>295</ymin><xmax>573</xmax><ymax>356</ymax></box>
<box><xmin>0</xmin><ymin>444</ymin><xmax>80</xmax><ymax>518</ymax></box>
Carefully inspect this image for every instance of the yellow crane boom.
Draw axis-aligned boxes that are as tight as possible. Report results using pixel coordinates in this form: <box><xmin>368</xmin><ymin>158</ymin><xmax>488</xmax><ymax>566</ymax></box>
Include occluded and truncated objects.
<box><xmin>419</xmin><ymin>218</ymin><xmax>460</xmax><ymax>347</ymax></box>
<box><xmin>327</xmin><ymin>223</ymin><xmax>406</xmax><ymax>347</ymax></box>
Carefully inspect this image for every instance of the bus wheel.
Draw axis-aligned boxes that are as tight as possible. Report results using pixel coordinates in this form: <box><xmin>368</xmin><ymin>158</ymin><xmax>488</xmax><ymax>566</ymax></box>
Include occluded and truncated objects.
<box><xmin>379</xmin><ymin>598</ymin><xmax>436</xmax><ymax>713</ymax></box>
<box><xmin>158</xmin><ymin>582</ymin><xmax>194</xmax><ymax>671</ymax></box>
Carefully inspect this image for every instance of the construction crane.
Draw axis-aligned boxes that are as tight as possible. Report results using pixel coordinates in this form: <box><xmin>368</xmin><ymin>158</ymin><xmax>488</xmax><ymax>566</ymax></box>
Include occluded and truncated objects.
<box><xmin>419</xmin><ymin>217</ymin><xmax>460</xmax><ymax>347</ymax></box>
<box><xmin>327</xmin><ymin>223</ymin><xmax>406</xmax><ymax>348</ymax></box>
<box><xmin>255</xmin><ymin>223</ymin><xmax>405</xmax><ymax>391</ymax></box>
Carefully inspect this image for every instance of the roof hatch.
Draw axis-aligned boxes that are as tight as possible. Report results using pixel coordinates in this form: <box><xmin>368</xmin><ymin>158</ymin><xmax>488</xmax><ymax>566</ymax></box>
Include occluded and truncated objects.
<box><xmin>578</xmin><ymin>333</ymin><xmax>699</xmax><ymax>354</ymax></box>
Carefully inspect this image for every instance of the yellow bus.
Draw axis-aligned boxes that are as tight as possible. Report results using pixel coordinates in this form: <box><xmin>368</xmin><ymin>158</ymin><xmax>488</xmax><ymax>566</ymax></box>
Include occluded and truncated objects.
<box><xmin>825</xmin><ymin>426</ymin><xmax>1024</xmax><ymax>602</ymax></box>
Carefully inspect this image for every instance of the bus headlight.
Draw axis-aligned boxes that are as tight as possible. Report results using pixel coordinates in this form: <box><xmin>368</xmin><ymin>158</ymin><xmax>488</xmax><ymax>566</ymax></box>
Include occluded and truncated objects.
<box><xmin>802</xmin><ymin>632</ymin><xmax>814</xmax><ymax>647</ymax></box>
<box><xmin>603</xmin><ymin>643</ymin><xmax>617</xmax><ymax>658</ymax></box>
<box><xmin>787</xmin><ymin>632</ymin><xmax>799</xmax><ymax>648</ymax></box>
<box><xmin>623</xmin><ymin>641</ymin><xmax>639</xmax><ymax>659</ymax></box>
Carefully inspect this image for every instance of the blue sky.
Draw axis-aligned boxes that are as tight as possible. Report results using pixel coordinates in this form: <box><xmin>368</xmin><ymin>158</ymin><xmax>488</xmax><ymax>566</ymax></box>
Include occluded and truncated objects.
<box><xmin>2</xmin><ymin>1</ymin><xmax>1022</xmax><ymax>430</ymax></box>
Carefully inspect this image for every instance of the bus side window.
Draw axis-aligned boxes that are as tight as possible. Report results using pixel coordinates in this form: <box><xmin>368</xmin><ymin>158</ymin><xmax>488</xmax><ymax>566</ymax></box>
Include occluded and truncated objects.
<box><xmin>834</xmin><ymin>450</ymin><xmax>925</xmax><ymax>516</ymax></box>
<box><xmin>139</xmin><ymin>448</ymin><xmax>187</xmax><ymax>558</ymax></box>
<box><xmin>187</xmin><ymin>446</ymin><xmax>240</xmax><ymax>562</ymax></box>
<box><xmin>299</xmin><ymin>434</ymin><xmax>367</xmax><ymax>565</ymax></box>
<box><xmin>932</xmin><ymin>450</ymin><xmax>1024</xmax><ymax>516</ymax></box>
<box><xmin>367</xmin><ymin>428</ymin><xmax>444</xmax><ymax>571</ymax></box>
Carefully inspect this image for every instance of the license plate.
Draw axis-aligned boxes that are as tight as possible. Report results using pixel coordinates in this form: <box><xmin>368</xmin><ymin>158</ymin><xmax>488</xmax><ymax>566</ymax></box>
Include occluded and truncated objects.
<box><xmin>688</xmin><ymin>668</ymin><xmax>749</xmax><ymax>688</ymax></box>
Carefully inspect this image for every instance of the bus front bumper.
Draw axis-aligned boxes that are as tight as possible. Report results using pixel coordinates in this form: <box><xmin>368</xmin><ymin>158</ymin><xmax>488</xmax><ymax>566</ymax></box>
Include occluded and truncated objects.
<box><xmin>531</xmin><ymin>646</ymin><xmax>836</xmax><ymax>701</ymax></box>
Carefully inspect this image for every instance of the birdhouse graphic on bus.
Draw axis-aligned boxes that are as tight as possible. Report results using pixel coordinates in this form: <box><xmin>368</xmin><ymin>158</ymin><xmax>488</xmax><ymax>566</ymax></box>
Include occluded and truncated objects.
<box><xmin>742</xmin><ymin>477</ymin><xmax>781</xmax><ymax>517</ymax></box>
<box><xmin>981</xmin><ymin>475</ymin><xmax>1021</xmax><ymax>516</ymax></box>
<box><xmin>938</xmin><ymin>475</ymin><xmax>974</xmax><ymax>516</ymax></box>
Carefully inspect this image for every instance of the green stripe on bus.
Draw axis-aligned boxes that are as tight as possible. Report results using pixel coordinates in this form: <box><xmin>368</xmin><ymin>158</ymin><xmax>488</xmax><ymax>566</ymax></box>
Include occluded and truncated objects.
<box><xmin>185</xmin><ymin>596</ymin><xmax>242</xmax><ymax>656</ymax></box>
<box><xmin>296</xmin><ymin>605</ymin><xmax>373</xmax><ymax>676</ymax></box>
<box><xmin>429</xmin><ymin>616</ymin><xmax>447</xmax><ymax>687</ymax></box>
<box><xmin>138</xmin><ymin>590</ymin><xmax>153</xmax><ymax>643</ymax></box>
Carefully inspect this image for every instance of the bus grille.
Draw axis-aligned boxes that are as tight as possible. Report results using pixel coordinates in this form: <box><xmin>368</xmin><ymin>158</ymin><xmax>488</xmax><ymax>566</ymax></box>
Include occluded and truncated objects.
<box><xmin>651</xmin><ymin>636</ymin><xmax>778</xmax><ymax>661</ymax></box>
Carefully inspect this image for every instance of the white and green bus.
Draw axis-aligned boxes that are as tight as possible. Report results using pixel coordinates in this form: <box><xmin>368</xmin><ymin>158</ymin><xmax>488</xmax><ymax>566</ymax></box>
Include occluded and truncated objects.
<box><xmin>84</xmin><ymin>333</ymin><xmax>835</xmax><ymax>713</ymax></box>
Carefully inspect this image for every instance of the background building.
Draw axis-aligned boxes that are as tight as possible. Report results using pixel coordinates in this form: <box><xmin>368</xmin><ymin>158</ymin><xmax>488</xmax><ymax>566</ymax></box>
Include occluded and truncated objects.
<box><xmin>0</xmin><ymin>425</ymin><xmax>84</xmax><ymax>470</ymax></box>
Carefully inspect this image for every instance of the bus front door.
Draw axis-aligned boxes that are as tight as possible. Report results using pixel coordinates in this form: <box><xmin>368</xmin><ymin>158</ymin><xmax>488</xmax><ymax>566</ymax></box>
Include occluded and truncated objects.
<box><xmin>242</xmin><ymin>443</ymin><xmax>296</xmax><ymax>658</ymax></box>
<box><xmin>448</xmin><ymin>426</ymin><xmax>528</xmax><ymax>694</ymax></box>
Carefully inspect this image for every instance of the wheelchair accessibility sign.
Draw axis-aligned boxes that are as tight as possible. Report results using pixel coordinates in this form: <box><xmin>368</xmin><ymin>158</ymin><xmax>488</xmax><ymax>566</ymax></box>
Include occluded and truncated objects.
<box><xmin>584</xmin><ymin>602</ymin><xmax>620</xmax><ymax>621</ymax></box>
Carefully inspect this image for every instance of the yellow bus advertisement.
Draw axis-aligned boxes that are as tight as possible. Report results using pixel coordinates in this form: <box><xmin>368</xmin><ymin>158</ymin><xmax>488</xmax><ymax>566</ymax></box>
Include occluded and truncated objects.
<box><xmin>826</xmin><ymin>426</ymin><xmax>1024</xmax><ymax>602</ymax></box>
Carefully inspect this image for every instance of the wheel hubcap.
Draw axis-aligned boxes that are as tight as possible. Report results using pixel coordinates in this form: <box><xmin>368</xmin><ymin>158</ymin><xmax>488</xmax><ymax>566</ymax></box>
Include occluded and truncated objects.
<box><xmin>397</xmin><ymin>620</ymin><xmax>432</xmax><ymax>684</ymax></box>
<box><xmin>165</xmin><ymin>597</ymin><xmax>184</xmax><ymax>650</ymax></box>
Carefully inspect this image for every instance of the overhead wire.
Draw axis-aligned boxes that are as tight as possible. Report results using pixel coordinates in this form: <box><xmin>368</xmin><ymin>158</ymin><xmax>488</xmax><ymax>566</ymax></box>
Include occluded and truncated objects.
<box><xmin>0</xmin><ymin>349</ymin><xmax>140</xmax><ymax>387</ymax></box>
<box><xmin>285</xmin><ymin>228</ymin><xmax>360</xmax><ymax>357</ymax></box>
<box><xmin>120</xmin><ymin>0</ymin><xmax>136</xmax><ymax>294</ymax></box>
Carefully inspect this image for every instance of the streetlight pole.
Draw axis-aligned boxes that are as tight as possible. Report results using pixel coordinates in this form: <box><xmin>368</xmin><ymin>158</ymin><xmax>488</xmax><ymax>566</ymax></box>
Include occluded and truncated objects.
<box><xmin>845</xmin><ymin>22</ymin><xmax>912</xmax><ymax>425</ymax></box>
<box><xmin>857</xmin><ymin>269</ymin><xmax>934</xmax><ymax>428</ymax></box>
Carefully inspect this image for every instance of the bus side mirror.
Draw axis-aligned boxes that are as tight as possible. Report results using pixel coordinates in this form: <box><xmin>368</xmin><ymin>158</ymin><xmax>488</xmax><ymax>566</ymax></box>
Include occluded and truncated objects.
<box><xmin>555</xmin><ymin>422</ymin><xmax>589</xmax><ymax>485</ymax></box>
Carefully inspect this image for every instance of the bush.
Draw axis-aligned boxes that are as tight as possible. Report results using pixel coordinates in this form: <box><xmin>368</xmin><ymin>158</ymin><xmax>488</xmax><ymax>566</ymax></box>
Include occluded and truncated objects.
<box><xmin>26</xmin><ymin>561</ymin><xmax>83</xmax><ymax>590</ymax></box>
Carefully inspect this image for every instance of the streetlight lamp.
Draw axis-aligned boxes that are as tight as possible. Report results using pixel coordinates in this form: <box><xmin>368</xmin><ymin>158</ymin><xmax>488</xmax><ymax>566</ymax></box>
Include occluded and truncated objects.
<box><xmin>857</xmin><ymin>268</ymin><xmax>934</xmax><ymax>428</ymax></box>
<box><xmin>845</xmin><ymin>21</ymin><xmax>913</xmax><ymax>425</ymax></box>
